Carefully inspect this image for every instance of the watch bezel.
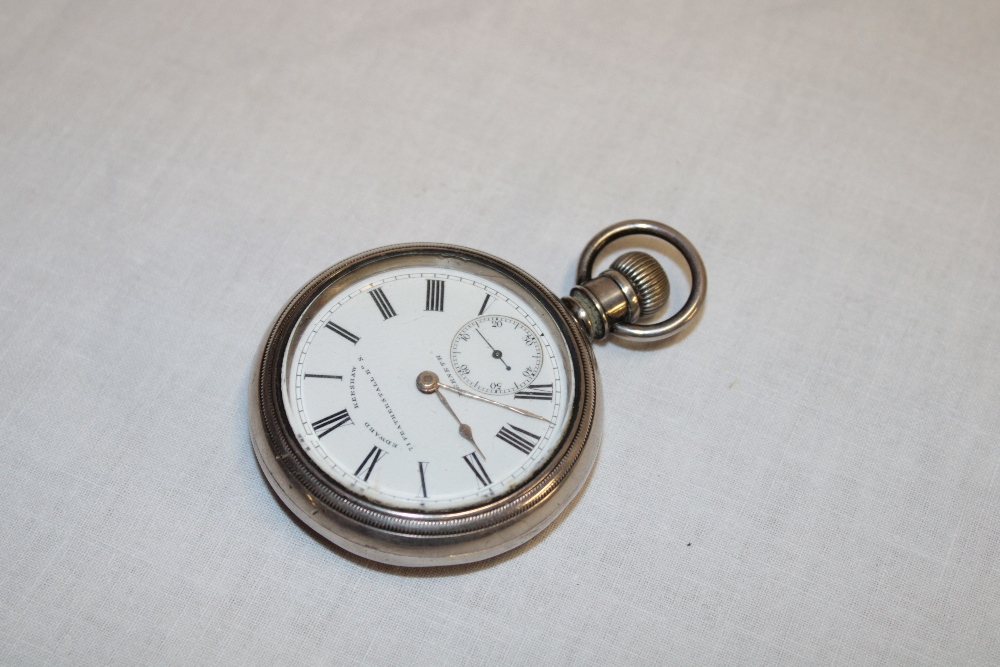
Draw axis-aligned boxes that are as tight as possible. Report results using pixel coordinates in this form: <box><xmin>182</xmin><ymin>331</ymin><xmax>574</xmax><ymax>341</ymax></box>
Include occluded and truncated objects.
<box><xmin>249</xmin><ymin>243</ymin><xmax>601</xmax><ymax>567</ymax></box>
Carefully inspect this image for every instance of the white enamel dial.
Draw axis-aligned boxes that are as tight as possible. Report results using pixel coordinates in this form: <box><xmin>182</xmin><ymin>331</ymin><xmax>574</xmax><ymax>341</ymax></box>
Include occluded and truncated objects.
<box><xmin>450</xmin><ymin>315</ymin><xmax>543</xmax><ymax>395</ymax></box>
<box><xmin>281</xmin><ymin>266</ymin><xmax>573</xmax><ymax>511</ymax></box>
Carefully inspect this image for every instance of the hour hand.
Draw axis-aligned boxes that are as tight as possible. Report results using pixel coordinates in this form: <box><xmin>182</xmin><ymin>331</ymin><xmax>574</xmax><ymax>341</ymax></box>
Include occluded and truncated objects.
<box><xmin>419</xmin><ymin>372</ymin><xmax>486</xmax><ymax>459</ymax></box>
<box><xmin>454</xmin><ymin>414</ymin><xmax>481</xmax><ymax>454</ymax></box>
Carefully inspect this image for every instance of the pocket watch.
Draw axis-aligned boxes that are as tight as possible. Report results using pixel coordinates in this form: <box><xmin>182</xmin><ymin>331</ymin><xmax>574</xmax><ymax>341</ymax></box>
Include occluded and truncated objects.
<box><xmin>249</xmin><ymin>220</ymin><xmax>706</xmax><ymax>567</ymax></box>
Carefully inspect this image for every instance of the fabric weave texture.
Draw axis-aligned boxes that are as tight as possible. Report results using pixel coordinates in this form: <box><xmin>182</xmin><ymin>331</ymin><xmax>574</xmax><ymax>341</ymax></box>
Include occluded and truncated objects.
<box><xmin>1</xmin><ymin>1</ymin><xmax>999</xmax><ymax>664</ymax></box>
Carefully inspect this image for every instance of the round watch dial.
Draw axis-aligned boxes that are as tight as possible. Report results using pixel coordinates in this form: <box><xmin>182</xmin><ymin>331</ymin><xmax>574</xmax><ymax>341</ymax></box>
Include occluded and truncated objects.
<box><xmin>281</xmin><ymin>265</ymin><xmax>574</xmax><ymax>512</ymax></box>
<box><xmin>450</xmin><ymin>315</ymin><xmax>543</xmax><ymax>395</ymax></box>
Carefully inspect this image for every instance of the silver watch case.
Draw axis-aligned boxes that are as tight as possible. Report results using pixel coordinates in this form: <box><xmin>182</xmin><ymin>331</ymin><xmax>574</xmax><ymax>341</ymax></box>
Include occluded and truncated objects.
<box><xmin>248</xmin><ymin>244</ymin><xmax>602</xmax><ymax>567</ymax></box>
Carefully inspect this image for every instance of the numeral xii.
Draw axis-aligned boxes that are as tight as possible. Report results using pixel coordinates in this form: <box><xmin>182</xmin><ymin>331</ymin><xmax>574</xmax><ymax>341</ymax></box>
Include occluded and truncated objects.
<box><xmin>425</xmin><ymin>279</ymin><xmax>445</xmax><ymax>312</ymax></box>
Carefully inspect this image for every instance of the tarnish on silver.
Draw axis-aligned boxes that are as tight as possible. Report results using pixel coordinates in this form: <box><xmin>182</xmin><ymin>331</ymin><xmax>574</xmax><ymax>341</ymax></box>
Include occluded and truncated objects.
<box><xmin>565</xmin><ymin>220</ymin><xmax>707</xmax><ymax>341</ymax></box>
<box><xmin>602</xmin><ymin>268</ymin><xmax>642</xmax><ymax>322</ymax></box>
<box><xmin>249</xmin><ymin>244</ymin><xmax>601</xmax><ymax>567</ymax></box>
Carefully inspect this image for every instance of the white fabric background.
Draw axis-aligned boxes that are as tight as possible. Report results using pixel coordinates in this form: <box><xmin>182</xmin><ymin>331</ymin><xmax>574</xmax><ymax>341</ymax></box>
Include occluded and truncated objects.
<box><xmin>1</xmin><ymin>1</ymin><xmax>998</xmax><ymax>664</ymax></box>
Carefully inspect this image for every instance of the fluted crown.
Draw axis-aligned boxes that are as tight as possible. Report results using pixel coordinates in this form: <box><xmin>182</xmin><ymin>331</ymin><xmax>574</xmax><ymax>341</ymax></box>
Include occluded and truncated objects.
<box><xmin>610</xmin><ymin>251</ymin><xmax>669</xmax><ymax>317</ymax></box>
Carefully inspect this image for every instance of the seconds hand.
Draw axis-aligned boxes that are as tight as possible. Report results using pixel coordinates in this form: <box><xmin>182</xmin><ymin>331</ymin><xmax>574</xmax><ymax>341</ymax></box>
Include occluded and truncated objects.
<box><xmin>476</xmin><ymin>328</ymin><xmax>511</xmax><ymax>371</ymax></box>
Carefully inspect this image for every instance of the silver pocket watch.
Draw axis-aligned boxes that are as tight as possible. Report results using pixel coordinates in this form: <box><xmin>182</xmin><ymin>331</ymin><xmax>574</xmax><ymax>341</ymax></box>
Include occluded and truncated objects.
<box><xmin>249</xmin><ymin>220</ymin><xmax>706</xmax><ymax>567</ymax></box>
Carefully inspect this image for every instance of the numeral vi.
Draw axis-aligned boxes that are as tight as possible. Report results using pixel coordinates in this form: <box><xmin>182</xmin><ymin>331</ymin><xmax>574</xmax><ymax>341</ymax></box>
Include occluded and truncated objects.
<box><xmin>463</xmin><ymin>452</ymin><xmax>491</xmax><ymax>487</ymax></box>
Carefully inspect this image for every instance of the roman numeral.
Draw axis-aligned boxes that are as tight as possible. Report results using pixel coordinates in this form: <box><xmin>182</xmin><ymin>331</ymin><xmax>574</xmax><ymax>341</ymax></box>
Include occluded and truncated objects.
<box><xmin>354</xmin><ymin>446</ymin><xmax>387</xmax><ymax>482</ymax></box>
<box><xmin>368</xmin><ymin>287</ymin><xmax>396</xmax><ymax>320</ymax></box>
<box><xmin>312</xmin><ymin>409</ymin><xmax>352</xmax><ymax>438</ymax></box>
<box><xmin>463</xmin><ymin>452</ymin><xmax>491</xmax><ymax>487</ymax></box>
<box><xmin>514</xmin><ymin>384</ymin><xmax>553</xmax><ymax>401</ymax></box>
<box><xmin>496</xmin><ymin>424</ymin><xmax>541</xmax><ymax>454</ymax></box>
<box><xmin>418</xmin><ymin>461</ymin><xmax>429</xmax><ymax>498</ymax></box>
<box><xmin>304</xmin><ymin>374</ymin><xmax>342</xmax><ymax>379</ymax></box>
<box><xmin>425</xmin><ymin>279</ymin><xmax>445</xmax><ymax>312</ymax></box>
<box><xmin>325</xmin><ymin>321</ymin><xmax>359</xmax><ymax>344</ymax></box>
<box><xmin>478</xmin><ymin>294</ymin><xmax>491</xmax><ymax>315</ymax></box>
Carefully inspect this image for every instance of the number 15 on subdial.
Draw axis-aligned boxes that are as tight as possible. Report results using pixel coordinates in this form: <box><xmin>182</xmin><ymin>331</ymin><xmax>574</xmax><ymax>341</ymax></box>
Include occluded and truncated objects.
<box><xmin>451</xmin><ymin>315</ymin><xmax>543</xmax><ymax>395</ymax></box>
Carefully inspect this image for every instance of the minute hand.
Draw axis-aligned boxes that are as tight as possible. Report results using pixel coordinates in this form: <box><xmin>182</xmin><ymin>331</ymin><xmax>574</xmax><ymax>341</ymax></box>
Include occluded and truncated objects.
<box><xmin>437</xmin><ymin>383</ymin><xmax>552</xmax><ymax>423</ymax></box>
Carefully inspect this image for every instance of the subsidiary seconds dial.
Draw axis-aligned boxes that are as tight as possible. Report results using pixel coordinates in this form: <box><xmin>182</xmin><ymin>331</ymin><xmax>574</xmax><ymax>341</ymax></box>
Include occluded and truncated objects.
<box><xmin>451</xmin><ymin>315</ymin><xmax>543</xmax><ymax>395</ymax></box>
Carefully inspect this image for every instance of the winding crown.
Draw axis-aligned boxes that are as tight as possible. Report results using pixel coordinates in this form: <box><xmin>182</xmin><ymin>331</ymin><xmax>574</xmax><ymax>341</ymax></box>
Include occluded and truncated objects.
<box><xmin>610</xmin><ymin>251</ymin><xmax>669</xmax><ymax>317</ymax></box>
<box><xmin>563</xmin><ymin>250</ymin><xmax>671</xmax><ymax>340</ymax></box>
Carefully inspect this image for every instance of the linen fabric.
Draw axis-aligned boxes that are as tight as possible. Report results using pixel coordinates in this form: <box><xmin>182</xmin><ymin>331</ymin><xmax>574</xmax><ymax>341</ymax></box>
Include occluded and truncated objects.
<box><xmin>1</xmin><ymin>1</ymin><xmax>999</xmax><ymax>664</ymax></box>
